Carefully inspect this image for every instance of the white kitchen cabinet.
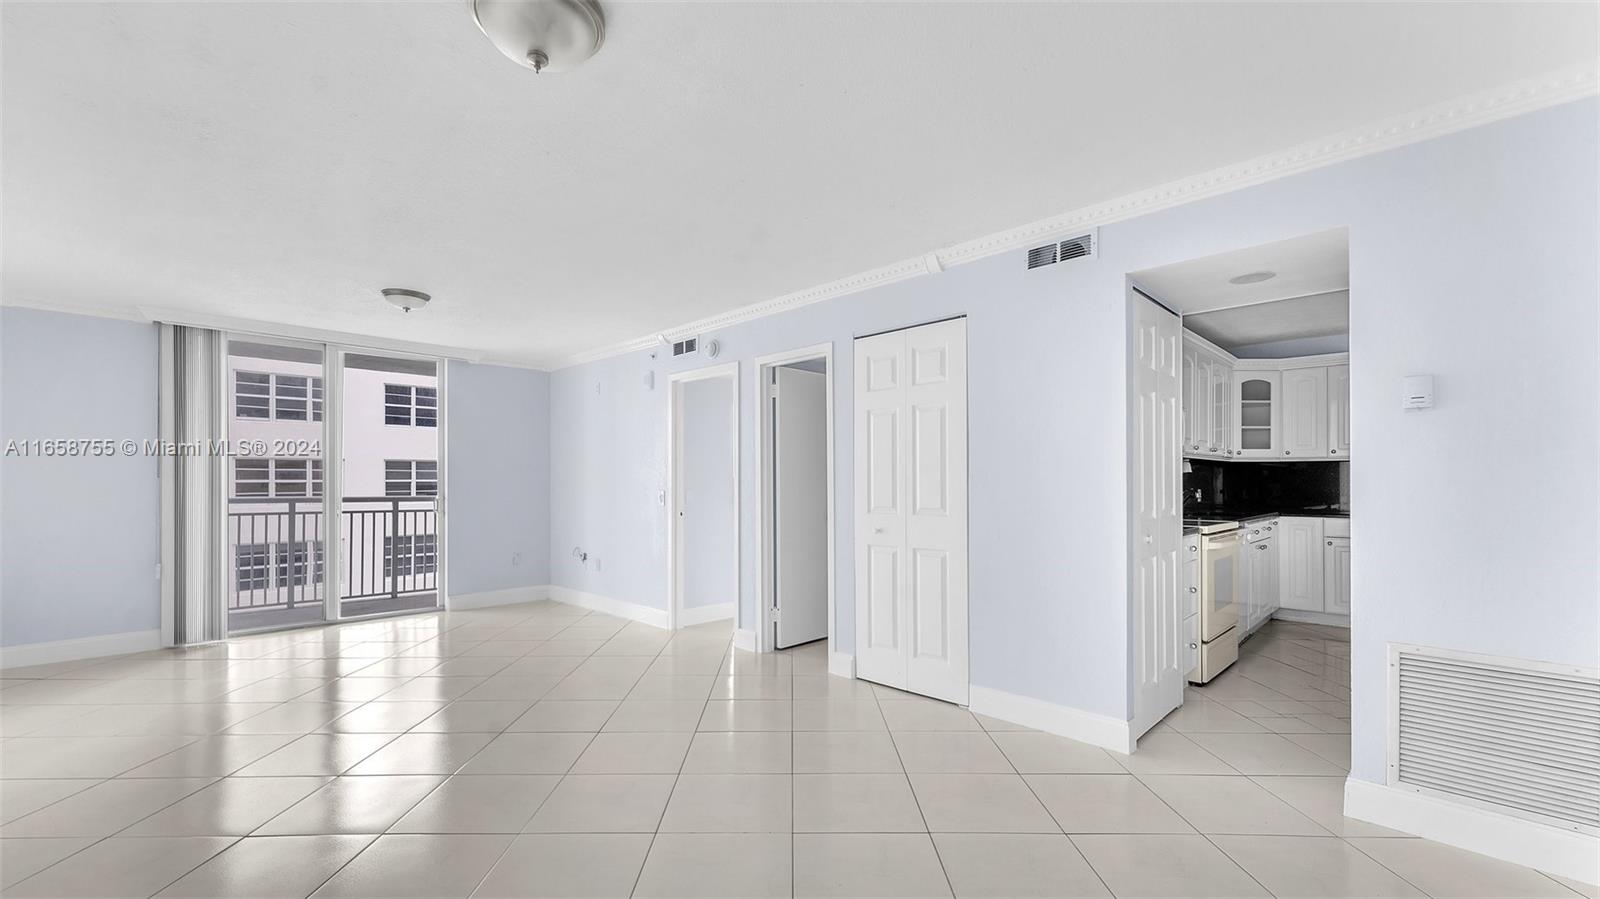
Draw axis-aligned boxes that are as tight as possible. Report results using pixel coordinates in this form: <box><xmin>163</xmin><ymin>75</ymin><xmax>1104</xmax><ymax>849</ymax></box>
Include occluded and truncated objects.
<box><xmin>1327</xmin><ymin>364</ymin><xmax>1351</xmax><ymax>457</ymax></box>
<box><xmin>1241</xmin><ymin>532</ymin><xmax>1277</xmax><ymax>636</ymax></box>
<box><xmin>1182</xmin><ymin>342</ymin><xmax>1202</xmax><ymax>453</ymax></box>
<box><xmin>1234</xmin><ymin>371</ymin><xmax>1280</xmax><ymax>458</ymax></box>
<box><xmin>1207</xmin><ymin>357</ymin><xmax>1232</xmax><ymax>457</ymax></box>
<box><xmin>1324</xmin><ymin>536</ymin><xmax>1351</xmax><ymax>615</ymax></box>
<box><xmin>1278</xmin><ymin>517</ymin><xmax>1326</xmax><ymax>611</ymax></box>
<box><xmin>1280</xmin><ymin>366</ymin><xmax>1327</xmax><ymax>458</ymax></box>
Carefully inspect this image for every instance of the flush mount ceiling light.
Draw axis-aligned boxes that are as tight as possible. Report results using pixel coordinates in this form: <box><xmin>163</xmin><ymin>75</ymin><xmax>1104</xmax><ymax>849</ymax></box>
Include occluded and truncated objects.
<box><xmin>1228</xmin><ymin>271</ymin><xmax>1277</xmax><ymax>285</ymax></box>
<box><xmin>472</xmin><ymin>0</ymin><xmax>606</xmax><ymax>73</ymax></box>
<box><xmin>381</xmin><ymin>288</ymin><xmax>431</xmax><ymax>313</ymax></box>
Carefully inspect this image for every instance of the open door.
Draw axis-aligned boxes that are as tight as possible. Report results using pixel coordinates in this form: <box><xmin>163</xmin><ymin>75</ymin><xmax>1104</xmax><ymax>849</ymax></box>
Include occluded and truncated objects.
<box><xmin>774</xmin><ymin>366</ymin><xmax>828</xmax><ymax>648</ymax></box>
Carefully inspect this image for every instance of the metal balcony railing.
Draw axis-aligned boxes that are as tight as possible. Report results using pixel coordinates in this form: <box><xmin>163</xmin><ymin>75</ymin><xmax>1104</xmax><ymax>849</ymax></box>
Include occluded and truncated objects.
<box><xmin>227</xmin><ymin>495</ymin><xmax>437</xmax><ymax>614</ymax></box>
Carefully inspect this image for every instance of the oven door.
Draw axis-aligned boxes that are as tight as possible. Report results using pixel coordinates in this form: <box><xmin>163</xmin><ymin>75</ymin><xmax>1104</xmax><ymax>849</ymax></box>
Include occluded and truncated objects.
<box><xmin>1201</xmin><ymin>531</ymin><xmax>1240</xmax><ymax>641</ymax></box>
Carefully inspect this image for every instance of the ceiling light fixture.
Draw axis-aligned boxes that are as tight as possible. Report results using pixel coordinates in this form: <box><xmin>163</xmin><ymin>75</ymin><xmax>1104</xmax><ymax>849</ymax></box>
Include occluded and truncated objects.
<box><xmin>1228</xmin><ymin>271</ymin><xmax>1277</xmax><ymax>285</ymax></box>
<box><xmin>472</xmin><ymin>0</ymin><xmax>606</xmax><ymax>73</ymax></box>
<box><xmin>381</xmin><ymin>288</ymin><xmax>431</xmax><ymax>313</ymax></box>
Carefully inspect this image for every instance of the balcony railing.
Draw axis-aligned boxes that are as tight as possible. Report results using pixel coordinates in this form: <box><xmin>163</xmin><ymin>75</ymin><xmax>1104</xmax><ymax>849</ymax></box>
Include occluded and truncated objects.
<box><xmin>227</xmin><ymin>496</ymin><xmax>437</xmax><ymax>618</ymax></box>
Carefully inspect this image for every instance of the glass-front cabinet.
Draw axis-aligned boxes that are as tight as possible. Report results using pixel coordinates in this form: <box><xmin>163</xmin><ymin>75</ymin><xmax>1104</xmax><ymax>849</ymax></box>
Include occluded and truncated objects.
<box><xmin>1235</xmin><ymin>371</ymin><xmax>1280</xmax><ymax>458</ymax></box>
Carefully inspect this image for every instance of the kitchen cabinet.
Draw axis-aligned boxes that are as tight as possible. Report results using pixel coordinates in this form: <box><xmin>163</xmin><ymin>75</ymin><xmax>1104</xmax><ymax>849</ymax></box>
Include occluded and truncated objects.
<box><xmin>1207</xmin><ymin>357</ymin><xmax>1232</xmax><ymax>457</ymax></box>
<box><xmin>1234</xmin><ymin>371</ymin><xmax>1281</xmax><ymax>458</ymax></box>
<box><xmin>1324</xmin><ymin>536</ymin><xmax>1352</xmax><ymax>615</ymax></box>
<box><xmin>1238</xmin><ymin>519</ymin><xmax>1278</xmax><ymax>637</ymax></box>
<box><xmin>1181</xmin><ymin>338</ymin><xmax>1233</xmax><ymax>459</ymax></box>
<box><xmin>1327</xmin><ymin>364</ymin><xmax>1351</xmax><ymax>457</ymax></box>
<box><xmin>1280</xmin><ymin>366</ymin><xmax>1327</xmax><ymax>458</ymax></box>
<box><xmin>1183</xmin><ymin>532</ymin><xmax>1201</xmax><ymax>679</ymax></box>
<box><xmin>1278</xmin><ymin>517</ymin><xmax>1326</xmax><ymax>611</ymax></box>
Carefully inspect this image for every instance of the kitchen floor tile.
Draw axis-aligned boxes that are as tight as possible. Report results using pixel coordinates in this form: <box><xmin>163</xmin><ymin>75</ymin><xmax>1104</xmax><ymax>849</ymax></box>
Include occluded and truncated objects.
<box><xmin>1212</xmin><ymin>834</ymin><xmax>1426</xmax><ymax>897</ymax></box>
<box><xmin>792</xmin><ymin>773</ymin><xmax>925</xmax><ymax>832</ymax></box>
<box><xmin>472</xmin><ymin>833</ymin><xmax>650</xmax><ymax>898</ymax></box>
<box><xmin>5</xmin><ymin>836</ymin><xmax>234</xmax><ymax>899</ymax></box>
<box><xmin>793</xmin><ymin>832</ymin><xmax>952</xmax><ymax>898</ymax></box>
<box><xmin>932</xmin><ymin>832</ymin><xmax>1111</xmax><ymax>898</ymax></box>
<box><xmin>633</xmin><ymin>832</ymin><xmax>791</xmax><ymax>898</ymax></box>
<box><xmin>344</xmin><ymin>732</ymin><xmax>494</xmax><ymax>775</ymax></box>
<box><xmin>309</xmin><ymin>833</ymin><xmax>512</xmax><ymax>898</ymax></box>
<box><xmin>569</xmin><ymin>731</ymin><xmax>692</xmax><ymax>774</ymax></box>
<box><xmin>1139</xmin><ymin>774</ymin><xmax>1329</xmax><ymax>834</ymax></box>
<box><xmin>681</xmin><ymin>731</ymin><xmax>792</xmax><ymax>773</ymax></box>
<box><xmin>1070</xmin><ymin>833</ymin><xmax>1269</xmax><ymax>897</ymax></box>
<box><xmin>123</xmin><ymin>776</ymin><xmax>327</xmax><ymax>836</ymax></box>
<box><xmin>0</xmin><ymin>778</ymin><xmax>213</xmax><ymax>838</ymax></box>
<box><xmin>1025</xmin><ymin>774</ymin><xmax>1192</xmax><ymax>834</ymax></box>
<box><xmin>155</xmin><ymin>834</ymin><xmax>375</xmax><ymax>898</ymax></box>
<box><xmin>523</xmin><ymin>774</ymin><xmax>676</xmax><ymax>833</ymax></box>
<box><xmin>910</xmin><ymin>773</ymin><xmax>1060</xmax><ymax>833</ymax></box>
<box><xmin>1347</xmin><ymin>837</ymin><xmax>1582</xmax><ymax>898</ymax></box>
<box><xmin>892</xmin><ymin>732</ymin><xmax>1012</xmax><ymax>773</ymax></box>
<box><xmin>455</xmin><ymin>732</ymin><xmax>593</xmax><ymax>775</ymax></box>
<box><xmin>256</xmin><ymin>775</ymin><xmax>442</xmax><ymax>835</ymax></box>
<box><xmin>990</xmin><ymin>732</ymin><xmax>1124</xmax><ymax>774</ymax></box>
<box><xmin>0</xmin><ymin>838</ymin><xmax>97</xmax><ymax>889</ymax></box>
<box><xmin>658</xmin><ymin>774</ymin><xmax>792</xmax><ymax>833</ymax></box>
<box><xmin>793</xmin><ymin>731</ymin><xmax>905</xmax><ymax>773</ymax></box>
<box><xmin>390</xmin><ymin>774</ymin><xmax>560</xmax><ymax>833</ymax></box>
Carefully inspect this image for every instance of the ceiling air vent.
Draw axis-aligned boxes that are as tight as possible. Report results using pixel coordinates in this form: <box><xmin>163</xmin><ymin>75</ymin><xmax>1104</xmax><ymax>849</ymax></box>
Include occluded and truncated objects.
<box><xmin>671</xmin><ymin>337</ymin><xmax>699</xmax><ymax>357</ymax></box>
<box><xmin>1391</xmin><ymin>644</ymin><xmax>1600</xmax><ymax>834</ymax></box>
<box><xmin>1025</xmin><ymin>229</ymin><xmax>1097</xmax><ymax>271</ymax></box>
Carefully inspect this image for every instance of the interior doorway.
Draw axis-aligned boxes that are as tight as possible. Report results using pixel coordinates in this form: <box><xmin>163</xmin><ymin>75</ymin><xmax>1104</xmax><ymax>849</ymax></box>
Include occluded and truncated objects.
<box><xmin>755</xmin><ymin>344</ymin><xmax>835</xmax><ymax>660</ymax></box>
<box><xmin>668</xmin><ymin>362</ymin><xmax>739</xmax><ymax>631</ymax></box>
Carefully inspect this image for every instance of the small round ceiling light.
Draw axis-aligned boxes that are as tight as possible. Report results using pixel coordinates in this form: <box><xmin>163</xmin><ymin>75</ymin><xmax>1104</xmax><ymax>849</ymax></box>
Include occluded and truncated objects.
<box><xmin>472</xmin><ymin>0</ymin><xmax>605</xmax><ymax>73</ymax></box>
<box><xmin>1228</xmin><ymin>271</ymin><xmax>1277</xmax><ymax>285</ymax></box>
<box><xmin>381</xmin><ymin>288</ymin><xmax>431</xmax><ymax>313</ymax></box>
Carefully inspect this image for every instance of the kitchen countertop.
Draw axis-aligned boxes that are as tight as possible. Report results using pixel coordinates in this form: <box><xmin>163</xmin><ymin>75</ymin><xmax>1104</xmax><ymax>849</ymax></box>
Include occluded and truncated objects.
<box><xmin>1186</xmin><ymin>507</ymin><xmax>1350</xmax><ymax>521</ymax></box>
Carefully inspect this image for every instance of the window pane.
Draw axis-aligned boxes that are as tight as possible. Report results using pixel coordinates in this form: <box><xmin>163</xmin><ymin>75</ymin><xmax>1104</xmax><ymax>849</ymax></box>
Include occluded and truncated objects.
<box><xmin>235</xmin><ymin>372</ymin><xmax>271</xmax><ymax>419</ymax></box>
<box><xmin>274</xmin><ymin>459</ymin><xmax>308</xmax><ymax>497</ymax></box>
<box><xmin>310</xmin><ymin>459</ymin><xmax>324</xmax><ymax>498</ymax></box>
<box><xmin>384</xmin><ymin>459</ymin><xmax>412</xmax><ymax>497</ymax></box>
<box><xmin>415</xmin><ymin>461</ymin><xmax>438</xmax><ymax>496</ymax></box>
<box><xmin>236</xmin><ymin>543</ymin><xmax>270</xmax><ymax>591</ymax></box>
<box><xmin>415</xmin><ymin>388</ymin><xmax>437</xmax><ymax>428</ymax></box>
<box><xmin>234</xmin><ymin>459</ymin><xmax>270</xmax><ymax>497</ymax></box>
<box><xmin>275</xmin><ymin>375</ymin><xmax>308</xmax><ymax>421</ymax></box>
<box><xmin>311</xmin><ymin>377</ymin><xmax>324</xmax><ymax>423</ymax></box>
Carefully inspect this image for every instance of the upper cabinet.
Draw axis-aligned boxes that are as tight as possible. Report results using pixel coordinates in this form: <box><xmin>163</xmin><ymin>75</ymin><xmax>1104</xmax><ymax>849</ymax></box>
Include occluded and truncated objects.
<box><xmin>1182</xmin><ymin>330</ymin><xmax>1349</xmax><ymax>461</ymax></box>
<box><xmin>1181</xmin><ymin>337</ymin><xmax>1233</xmax><ymax>460</ymax></box>
<box><xmin>1234</xmin><ymin>371</ymin><xmax>1280</xmax><ymax>458</ymax></box>
<box><xmin>1280</xmin><ymin>366</ymin><xmax>1327</xmax><ymax>458</ymax></box>
<box><xmin>1327</xmin><ymin>364</ymin><xmax>1351</xmax><ymax>457</ymax></box>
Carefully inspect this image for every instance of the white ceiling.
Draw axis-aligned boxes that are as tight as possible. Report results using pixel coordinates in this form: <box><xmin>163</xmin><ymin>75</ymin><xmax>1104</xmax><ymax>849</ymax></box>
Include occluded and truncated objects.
<box><xmin>3</xmin><ymin>3</ymin><xmax>1595</xmax><ymax>367</ymax></box>
<box><xmin>1183</xmin><ymin>291</ymin><xmax>1350</xmax><ymax>356</ymax></box>
<box><xmin>1132</xmin><ymin>229</ymin><xmax>1350</xmax><ymax>315</ymax></box>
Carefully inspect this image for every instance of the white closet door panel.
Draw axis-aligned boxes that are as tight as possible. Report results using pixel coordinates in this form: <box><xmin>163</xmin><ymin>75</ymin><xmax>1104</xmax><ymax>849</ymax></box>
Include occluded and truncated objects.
<box><xmin>1131</xmin><ymin>296</ymin><xmax>1183</xmax><ymax>739</ymax></box>
<box><xmin>855</xmin><ymin>330</ymin><xmax>909</xmax><ymax>689</ymax></box>
<box><xmin>775</xmin><ymin>367</ymin><xmax>829</xmax><ymax>649</ymax></box>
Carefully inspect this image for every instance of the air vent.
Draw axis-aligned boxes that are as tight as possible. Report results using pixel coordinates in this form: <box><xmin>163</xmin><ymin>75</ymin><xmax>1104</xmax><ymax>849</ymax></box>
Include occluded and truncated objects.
<box><xmin>1026</xmin><ymin>244</ymin><xmax>1058</xmax><ymax>270</ymax></box>
<box><xmin>671</xmin><ymin>337</ymin><xmax>699</xmax><ymax>357</ymax></box>
<box><xmin>1025</xmin><ymin>229</ymin><xmax>1097</xmax><ymax>271</ymax></box>
<box><xmin>1391</xmin><ymin>645</ymin><xmax>1600</xmax><ymax>834</ymax></box>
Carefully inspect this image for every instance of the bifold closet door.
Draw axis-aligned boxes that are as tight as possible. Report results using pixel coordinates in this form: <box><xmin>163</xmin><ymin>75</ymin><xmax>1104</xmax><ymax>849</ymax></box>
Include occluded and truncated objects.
<box><xmin>854</xmin><ymin>318</ymin><xmax>968</xmax><ymax>705</ymax></box>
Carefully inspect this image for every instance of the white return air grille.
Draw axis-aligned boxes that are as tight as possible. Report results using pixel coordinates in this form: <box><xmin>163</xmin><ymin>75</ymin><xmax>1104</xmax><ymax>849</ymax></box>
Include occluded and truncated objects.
<box><xmin>1390</xmin><ymin>644</ymin><xmax>1600</xmax><ymax>834</ymax></box>
<box><xmin>1025</xmin><ymin>230</ymin><xmax>1097</xmax><ymax>270</ymax></box>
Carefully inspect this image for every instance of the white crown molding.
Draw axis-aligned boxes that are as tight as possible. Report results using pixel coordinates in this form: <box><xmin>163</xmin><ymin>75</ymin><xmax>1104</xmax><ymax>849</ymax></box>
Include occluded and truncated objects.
<box><xmin>552</xmin><ymin>63</ymin><xmax>1598</xmax><ymax>370</ymax></box>
<box><xmin>1</xmin><ymin>297</ymin><xmax>151</xmax><ymax>323</ymax></box>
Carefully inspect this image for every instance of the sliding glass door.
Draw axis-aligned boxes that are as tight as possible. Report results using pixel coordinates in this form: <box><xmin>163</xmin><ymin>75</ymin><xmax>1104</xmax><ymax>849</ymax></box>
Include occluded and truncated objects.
<box><xmin>337</xmin><ymin>352</ymin><xmax>444</xmax><ymax>619</ymax></box>
<box><xmin>223</xmin><ymin>339</ymin><xmax>444</xmax><ymax>635</ymax></box>
<box><xmin>225</xmin><ymin>338</ymin><xmax>330</xmax><ymax>634</ymax></box>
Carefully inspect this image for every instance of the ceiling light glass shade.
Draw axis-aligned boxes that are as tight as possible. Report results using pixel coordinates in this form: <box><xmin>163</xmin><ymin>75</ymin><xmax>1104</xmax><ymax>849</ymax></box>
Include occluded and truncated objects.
<box><xmin>472</xmin><ymin>0</ymin><xmax>605</xmax><ymax>73</ymax></box>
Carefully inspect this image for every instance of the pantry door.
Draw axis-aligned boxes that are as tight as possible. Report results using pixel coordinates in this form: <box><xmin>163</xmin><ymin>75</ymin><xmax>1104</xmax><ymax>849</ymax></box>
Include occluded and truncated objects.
<box><xmin>854</xmin><ymin>318</ymin><xmax>968</xmax><ymax>704</ymax></box>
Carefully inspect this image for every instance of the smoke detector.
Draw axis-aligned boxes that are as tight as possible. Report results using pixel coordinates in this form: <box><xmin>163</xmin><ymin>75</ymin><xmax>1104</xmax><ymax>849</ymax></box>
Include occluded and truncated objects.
<box><xmin>381</xmin><ymin>288</ymin><xmax>431</xmax><ymax>313</ymax></box>
<box><xmin>472</xmin><ymin>0</ymin><xmax>606</xmax><ymax>73</ymax></box>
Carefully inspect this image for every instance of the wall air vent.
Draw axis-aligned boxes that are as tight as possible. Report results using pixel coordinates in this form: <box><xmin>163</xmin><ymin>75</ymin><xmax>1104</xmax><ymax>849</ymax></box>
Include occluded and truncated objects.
<box><xmin>671</xmin><ymin>337</ymin><xmax>699</xmax><ymax>357</ymax></box>
<box><xmin>1025</xmin><ymin>229</ymin><xmax>1097</xmax><ymax>271</ymax></box>
<box><xmin>1390</xmin><ymin>644</ymin><xmax>1600</xmax><ymax>834</ymax></box>
<box><xmin>1026</xmin><ymin>243</ymin><xmax>1058</xmax><ymax>269</ymax></box>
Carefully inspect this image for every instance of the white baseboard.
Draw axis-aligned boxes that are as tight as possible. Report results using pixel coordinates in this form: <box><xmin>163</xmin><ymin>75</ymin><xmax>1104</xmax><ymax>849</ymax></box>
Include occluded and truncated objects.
<box><xmin>1271</xmin><ymin>609</ymin><xmax>1351</xmax><ymax>628</ymax></box>
<box><xmin>547</xmin><ymin>586</ymin><xmax>669</xmax><ymax>630</ymax></box>
<box><xmin>678</xmin><ymin>602</ymin><xmax>735</xmax><ymax>627</ymax></box>
<box><xmin>1345</xmin><ymin>778</ymin><xmax>1599</xmax><ymax>885</ymax></box>
<box><xmin>968</xmin><ymin>685</ymin><xmax>1135</xmax><ymax>754</ymax></box>
<box><xmin>732</xmin><ymin>629</ymin><xmax>758</xmax><ymax>652</ymax></box>
<box><xmin>0</xmin><ymin>629</ymin><xmax>164</xmax><ymax>670</ymax></box>
<box><xmin>448</xmin><ymin>585</ymin><xmax>550</xmax><ymax>611</ymax></box>
<box><xmin>829</xmin><ymin>652</ymin><xmax>856</xmax><ymax>678</ymax></box>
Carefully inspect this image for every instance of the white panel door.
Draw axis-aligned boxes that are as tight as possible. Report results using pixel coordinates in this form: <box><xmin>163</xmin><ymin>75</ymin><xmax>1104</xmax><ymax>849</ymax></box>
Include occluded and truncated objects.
<box><xmin>854</xmin><ymin>330</ymin><xmax>909</xmax><ymax>690</ymax></box>
<box><xmin>1280</xmin><ymin>367</ymin><xmax>1327</xmax><ymax>458</ymax></box>
<box><xmin>775</xmin><ymin>367</ymin><xmax>829</xmax><ymax>648</ymax></box>
<box><xmin>1131</xmin><ymin>296</ymin><xmax>1183</xmax><ymax>739</ymax></box>
<box><xmin>854</xmin><ymin>319</ymin><xmax>968</xmax><ymax>703</ymax></box>
<box><xmin>1327</xmin><ymin>364</ymin><xmax>1351</xmax><ymax>457</ymax></box>
<box><xmin>902</xmin><ymin>320</ymin><xmax>968</xmax><ymax>704</ymax></box>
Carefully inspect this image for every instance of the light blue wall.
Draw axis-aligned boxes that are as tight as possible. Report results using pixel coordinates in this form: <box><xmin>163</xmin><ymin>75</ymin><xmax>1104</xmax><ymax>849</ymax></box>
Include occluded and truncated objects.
<box><xmin>0</xmin><ymin>316</ymin><xmax>552</xmax><ymax>647</ymax></box>
<box><xmin>445</xmin><ymin>360</ymin><xmax>550</xmax><ymax>595</ymax></box>
<box><xmin>679</xmin><ymin>376</ymin><xmax>735</xmax><ymax>609</ymax></box>
<box><xmin>1</xmin><ymin>307</ymin><xmax>162</xmax><ymax>646</ymax></box>
<box><xmin>547</xmin><ymin>99</ymin><xmax>1600</xmax><ymax>777</ymax></box>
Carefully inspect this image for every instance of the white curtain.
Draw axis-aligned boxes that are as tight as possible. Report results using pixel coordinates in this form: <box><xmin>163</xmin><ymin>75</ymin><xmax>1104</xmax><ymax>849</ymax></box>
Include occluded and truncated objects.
<box><xmin>159</xmin><ymin>324</ymin><xmax>228</xmax><ymax>646</ymax></box>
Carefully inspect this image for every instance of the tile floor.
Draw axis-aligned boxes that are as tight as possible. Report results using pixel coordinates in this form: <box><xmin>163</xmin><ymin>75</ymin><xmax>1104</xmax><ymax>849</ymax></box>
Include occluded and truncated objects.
<box><xmin>1</xmin><ymin>607</ymin><xmax>1593</xmax><ymax>898</ymax></box>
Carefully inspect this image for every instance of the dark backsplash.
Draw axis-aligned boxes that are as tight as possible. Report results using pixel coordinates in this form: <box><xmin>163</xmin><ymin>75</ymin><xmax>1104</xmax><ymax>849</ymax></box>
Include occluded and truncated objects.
<box><xmin>1185</xmin><ymin>460</ymin><xmax>1349</xmax><ymax>516</ymax></box>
